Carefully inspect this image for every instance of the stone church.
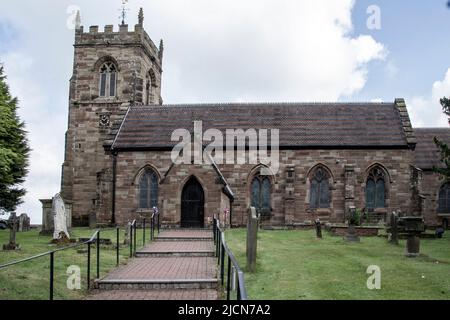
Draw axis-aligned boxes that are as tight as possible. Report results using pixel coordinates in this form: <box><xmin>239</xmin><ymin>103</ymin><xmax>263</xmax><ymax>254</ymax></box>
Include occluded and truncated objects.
<box><xmin>59</xmin><ymin>9</ymin><xmax>450</xmax><ymax>229</ymax></box>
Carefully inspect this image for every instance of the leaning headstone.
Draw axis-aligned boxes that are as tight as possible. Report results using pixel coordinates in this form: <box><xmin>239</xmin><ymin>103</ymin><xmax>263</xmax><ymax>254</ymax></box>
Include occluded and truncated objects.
<box><xmin>246</xmin><ymin>207</ymin><xmax>258</xmax><ymax>273</ymax></box>
<box><xmin>52</xmin><ymin>193</ymin><xmax>70</xmax><ymax>242</ymax></box>
<box><xmin>315</xmin><ymin>218</ymin><xmax>322</xmax><ymax>238</ymax></box>
<box><xmin>3</xmin><ymin>212</ymin><xmax>20</xmax><ymax>251</ymax></box>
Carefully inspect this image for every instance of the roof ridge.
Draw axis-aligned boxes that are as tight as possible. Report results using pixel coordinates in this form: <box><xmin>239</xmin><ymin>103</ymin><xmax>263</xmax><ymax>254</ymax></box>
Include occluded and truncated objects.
<box><xmin>135</xmin><ymin>101</ymin><xmax>393</xmax><ymax>108</ymax></box>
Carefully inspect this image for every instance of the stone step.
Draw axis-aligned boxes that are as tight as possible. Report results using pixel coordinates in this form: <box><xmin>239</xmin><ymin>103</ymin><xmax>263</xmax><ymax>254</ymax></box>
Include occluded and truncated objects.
<box><xmin>96</xmin><ymin>256</ymin><xmax>218</xmax><ymax>291</ymax></box>
<box><xmin>136</xmin><ymin>239</ymin><xmax>215</xmax><ymax>257</ymax></box>
<box><xmin>95</xmin><ymin>278</ymin><xmax>218</xmax><ymax>290</ymax></box>
<box><xmin>155</xmin><ymin>236</ymin><xmax>213</xmax><ymax>242</ymax></box>
<box><xmin>155</xmin><ymin>230</ymin><xmax>214</xmax><ymax>242</ymax></box>
<box><xmin>87</xmin><ymin>289</ymin><xmax>218</xmax><ymax>300</ymax></box>
<box><xmin>135</xmin><ymin>251</ymin><xmax>215</xmax><ymax>257</ymax></box>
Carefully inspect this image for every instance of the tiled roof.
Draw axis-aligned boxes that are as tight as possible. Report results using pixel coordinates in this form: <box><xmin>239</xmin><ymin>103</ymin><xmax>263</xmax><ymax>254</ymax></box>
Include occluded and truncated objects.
<box><xmin>414</xmin><ymin>128</ymin><xmax>450</xmax><ymax>169</ymax></box>
<box><xmin>109</xmin><ymin>102</ymin><xmax>410</xmax><ymax>150</ymax></box>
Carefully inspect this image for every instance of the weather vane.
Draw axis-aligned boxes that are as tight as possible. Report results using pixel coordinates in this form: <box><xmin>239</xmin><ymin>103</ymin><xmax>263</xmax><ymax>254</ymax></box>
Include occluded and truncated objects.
<box><xmin>119</xmin><ymin>0</ymin><xmax>130</xmax><ymax>25</ymax></box>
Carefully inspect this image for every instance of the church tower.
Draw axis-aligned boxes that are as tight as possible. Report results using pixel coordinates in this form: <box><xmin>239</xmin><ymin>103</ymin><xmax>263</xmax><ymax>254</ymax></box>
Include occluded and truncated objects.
<box><xmin>61</xmin><ymin>8</ymin><xmax>163</xmax><ymax>226</ymax></box>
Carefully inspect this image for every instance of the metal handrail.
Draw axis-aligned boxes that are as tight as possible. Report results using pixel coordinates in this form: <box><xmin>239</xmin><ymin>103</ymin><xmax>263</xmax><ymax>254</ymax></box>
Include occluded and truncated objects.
<box><xmin>0</xmin><ymin>231</ymin><xmax>100</xmax><ymax>270</ymax></box>
<box><xmin>214</xmin><ymin>217</ymin><xmax>248</xmax><ymax>300</ymax></box>
<box><xmin>0</xmin><ymin>223</ymin><xmax>132</xmax><ymax>300</ymax></box>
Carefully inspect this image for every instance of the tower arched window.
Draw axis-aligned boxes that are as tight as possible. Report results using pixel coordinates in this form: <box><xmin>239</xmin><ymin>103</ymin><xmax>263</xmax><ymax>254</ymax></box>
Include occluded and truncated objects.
<box><xmin>438</xmin><ymin>183</ymin><xmax>450</xmax><ymax>213</ymax></box>
<box><xmin>309</xmin><ymin>167</ymin><xmax>330</xmax><ymax>209</ymax></box>
<box><xmin>250</xmin><ymin>174</ymin><xmax>271</xmax><ymax>216</ymax></box>
<box><xmin>99</xmin><ymin>61</ymin><xmax>117</xmax><ymax>97</ymax></box>
<box><xmin>139</xmin><ymin>169</ymin><xmax>158</xmax><ymax>209</ymax></box>
<box><xmin>366</xmin><ymin>167</ymin><xmax>386</xmax><ymax>209</ymax></box>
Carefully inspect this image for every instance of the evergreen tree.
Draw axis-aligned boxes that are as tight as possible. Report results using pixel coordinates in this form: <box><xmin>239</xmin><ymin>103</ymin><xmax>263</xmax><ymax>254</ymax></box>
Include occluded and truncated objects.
<box><xmin>433</xmin><ymin>97</ymin><xmax>450</xmax><ymax>179</ymax></box>
<box><xmin>0</xmin><ymin>63</ymin><xmax>30</xmax><ymax>213</ymax></box>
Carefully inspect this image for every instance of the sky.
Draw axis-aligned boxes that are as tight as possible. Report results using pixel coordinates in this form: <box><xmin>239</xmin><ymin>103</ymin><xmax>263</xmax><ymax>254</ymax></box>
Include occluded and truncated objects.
<box><xmin>0</xmin><ymin>0</ymin><xmax>449</xmax><ymax>223</ymax></box>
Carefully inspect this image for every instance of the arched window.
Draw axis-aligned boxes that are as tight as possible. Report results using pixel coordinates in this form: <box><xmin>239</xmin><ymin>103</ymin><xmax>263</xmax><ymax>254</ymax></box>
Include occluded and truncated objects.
<box><xmin>250</xmin><ymin>174</ymin><xmax>271</xmax><ymax>216</ymax></box>
<box><xmin>438</xmin><ymin>183</ymin><xmax>450</xmax><ymax>213</ymax></box>
<box><xmin>139</xmin><ymin>169</ymin><xmax>158</xmax><ymax>209</ymax></box>
<box><xmin>99</xmin><ymin>61</ymin><xmax>117</xmax><ymax>97</ymax></box>
<box><xmin>366</xmin><ymin>167</ymin><xmax>386</xmax><ymax>209</ymax></box>
<box><xmin>309</xmin><ymin>167</ymin><xmax>330</xmax><ymax>209</ymax></box>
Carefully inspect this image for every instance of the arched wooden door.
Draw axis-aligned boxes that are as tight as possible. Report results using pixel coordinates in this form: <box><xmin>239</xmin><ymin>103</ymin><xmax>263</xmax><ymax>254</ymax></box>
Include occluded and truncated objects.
<box><xmin>181</xmin><ymin>177</ymin><xmax>205</xmax><ymax>228</ymax></box>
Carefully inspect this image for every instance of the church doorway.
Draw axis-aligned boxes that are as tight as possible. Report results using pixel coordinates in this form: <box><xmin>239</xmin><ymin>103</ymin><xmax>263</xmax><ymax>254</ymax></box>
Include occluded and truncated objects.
<box><xmin>181</xmin><ymin>177</ymin><xmax>205</xmax><ymax>228</ymax></box>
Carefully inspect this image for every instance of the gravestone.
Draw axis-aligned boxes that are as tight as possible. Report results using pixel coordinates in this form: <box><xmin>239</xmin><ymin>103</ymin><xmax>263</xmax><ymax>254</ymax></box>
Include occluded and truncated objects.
<box><xmin>123</xmin><ymin>222</ymin><xmax>132</xmax><ymax>245</ymax></box>
<box><xmin>246</xmin><ymin>207</ymin><xmax>258</xmax><ymax>273</ymax></box>
<box><xmin>345</xmin><ymin>206</ymin><xmax>360</xmax><ymax>242</ymax></box>
<box><xmin>39</xmin><ymin>199</ymin><xmax>53</xmax><ymax>235</ymax></box>
<box><xmin>315</xmin><ymin>218</ymin><xmax>322</xmax><ymax>238</ymax></box>
<box><xmin>52</xmin><ymin>193</ymin><xmax>70</xmax><ymax>242</ymax></box>
<box><xmin>398</xmin><ymin>216</ymin><xmax>425</xmax><ymax>257</ymax></box>
<box><xmin>388</xmin><ymin>211</ymin><xmax>399</xmax><ymax>245</ymax></box>
<box><xmin>3</xmin><ymin>212</ymin><xmax>20</xmax><ymax>251</ymax></box>
<box><xmin>18</xmin><ymin>213</ymin><xmax>31</xmax><ymax>232</ymax></box>
<box><xmin>89</xmin><ymin>211</ymin><xmax>97</xmax><ymax>229</ymax></box>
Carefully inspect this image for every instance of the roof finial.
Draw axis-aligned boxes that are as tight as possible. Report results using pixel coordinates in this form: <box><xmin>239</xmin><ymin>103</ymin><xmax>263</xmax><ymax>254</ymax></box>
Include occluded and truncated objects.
<box><xmin>159</xmin><ymin>39</ymin><xmax>164</xmax><ymax>62</ymax></box>
<box><xmin>138</xmin><ymin>7</ymin><xmax>144</xmax><ymax>26</ymax></box>
<box><xmin>75</xmin><ymin>10</ymin><xmax>81</xmax><ymax>29</ymax></box>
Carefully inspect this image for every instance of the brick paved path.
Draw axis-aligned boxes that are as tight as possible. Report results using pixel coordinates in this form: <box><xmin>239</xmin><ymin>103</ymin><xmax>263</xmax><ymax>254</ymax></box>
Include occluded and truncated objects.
<box><xmin>88</xmin><ymin>229</ymin><xmax>219</xmax><ymax>300</ymax></box>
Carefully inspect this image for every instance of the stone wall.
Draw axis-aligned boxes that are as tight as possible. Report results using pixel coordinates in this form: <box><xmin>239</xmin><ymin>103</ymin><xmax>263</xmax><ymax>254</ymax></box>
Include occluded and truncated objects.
<box><xmin>106</xmin><ymin>148</ymin><xmax>416</xmax><ymax>227</ymax></box>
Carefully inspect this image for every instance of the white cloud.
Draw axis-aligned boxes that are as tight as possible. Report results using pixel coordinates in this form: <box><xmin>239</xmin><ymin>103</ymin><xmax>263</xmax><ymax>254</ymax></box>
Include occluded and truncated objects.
<box><xmin>0</xmin><ymin>0</ymin><xmax>386</xmax><ymax>223</ymax></box>
<box><xmin>408</xmin><ymin>68</ymin><xmax>450</xmax><ymax>127</ymax></box>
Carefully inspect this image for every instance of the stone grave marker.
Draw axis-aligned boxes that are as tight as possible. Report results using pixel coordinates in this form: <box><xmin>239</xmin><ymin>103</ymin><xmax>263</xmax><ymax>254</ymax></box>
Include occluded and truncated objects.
<box><xmin>18</xmin><ymin>213</ymin><xmax>31</xmax><ymax>232</ymax></box>
<box><xmin>388</xmin><ymin>211</ymin><xmax>399</xmax><ymax>245</ymax></box>
<box><xmin>52</xmin><ymin>193</ymin><xmax>70</xmax><ymax>242</ymax></box>
<box><xmin>246</xmin><ymin>206</ymin><xmax>258</xmax><ymax>273</ymax></box>
<box><xmin>345</xmin><ymin>206</ymin><xmax>360</xmax><ymax>242</ymax></box>
<box><xmin>123</xmin><ymin>222</ymin><xmax>132</xmax><ymax>245</ymax></box>
<box><xmin>315</xmin><ymin>218</ymin><xmax>322</xmax><ymax>238</ymax></box>
<box><xmin>3</xmin><ymin>212</ymin><xmax>20</xmax><ymax>251</ymax></box>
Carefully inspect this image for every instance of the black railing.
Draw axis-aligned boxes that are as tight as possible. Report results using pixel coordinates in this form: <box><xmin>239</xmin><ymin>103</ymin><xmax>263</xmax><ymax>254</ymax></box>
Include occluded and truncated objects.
<box><xmin>0</xmin><ymin>218</ymin><xmax>153</xmax><ymax>300</ymax></box>
<box><xmin>0</xmin><ymin>229</ymin><xmax>107</xmax><ymax>300</ymax></box>
<box><xmin>213</xmin><ymin>217</ymin><xmax>247</xmax><ymax>300</ymax></box>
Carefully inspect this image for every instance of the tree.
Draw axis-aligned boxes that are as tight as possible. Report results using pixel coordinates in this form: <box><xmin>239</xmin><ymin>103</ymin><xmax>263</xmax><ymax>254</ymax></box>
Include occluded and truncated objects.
<box><xmin>0</xmin><ymin>64</ymin><xmax>30</xmax><ymax>214</ymax></box>
<box><xmin>433</xmin><ymin>97</ymin><xmax>450</xmax><ymax>179</ymax></box>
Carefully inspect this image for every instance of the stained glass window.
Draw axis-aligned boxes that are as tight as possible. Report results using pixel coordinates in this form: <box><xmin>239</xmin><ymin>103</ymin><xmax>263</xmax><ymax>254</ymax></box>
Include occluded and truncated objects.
<box><xmin>366</xmin><ymin>167</ymin><xmax>386</xmax><ymax>209</ymax></box>
<box><xmin>139</xmin><ymin>169</ymin><xmax>158</xmax><ymax>209</ymax></box>
<box><xmin>250</xmin><ymin>174</ymin><xmax>271</xmax><ymax>215</ymax></box>
<box><xmin>438</xmin><ymin>183</ymin><xmax>450</xmax><ymax>213</ymax></box>
<box><xmin>310</xmin><ymin>167</ymin><xmax>330</xmax><ymax>209</ymax></box>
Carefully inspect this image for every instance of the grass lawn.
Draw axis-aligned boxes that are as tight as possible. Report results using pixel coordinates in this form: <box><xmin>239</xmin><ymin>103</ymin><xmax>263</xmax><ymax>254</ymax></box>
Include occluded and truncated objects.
<box><xmin>225</xmin><ymin>229</ymin><xmax>450</xmax><ymax>300</ymax></box>
<box><xmin>0</xmin><ymin>227</ymin><xmax>147</xmax><ymax>300</ymax></box>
